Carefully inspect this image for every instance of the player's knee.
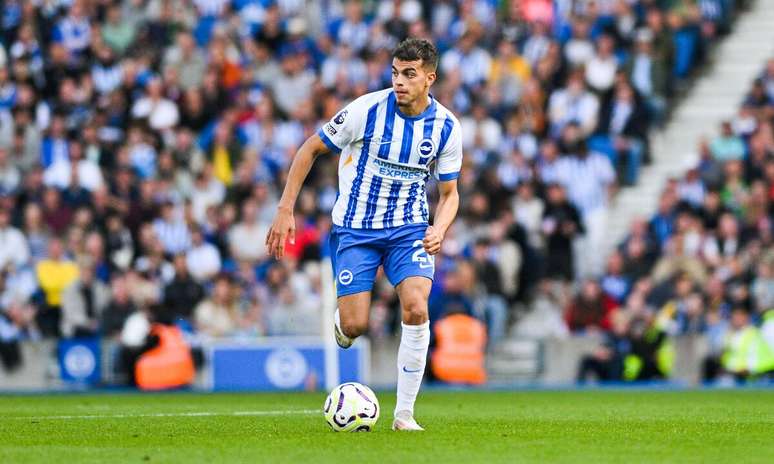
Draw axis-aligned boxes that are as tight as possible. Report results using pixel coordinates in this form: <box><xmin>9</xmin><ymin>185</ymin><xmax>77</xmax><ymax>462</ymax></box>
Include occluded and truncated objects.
<box><xmin>402</xmin><ymin>297</ymin><xmax>428</xmax><ymax>325</ymax></box>
<box><xmin>341</xmin><ymin>319</ymin><xmax>367</xmax><ymax>338</ymax></box>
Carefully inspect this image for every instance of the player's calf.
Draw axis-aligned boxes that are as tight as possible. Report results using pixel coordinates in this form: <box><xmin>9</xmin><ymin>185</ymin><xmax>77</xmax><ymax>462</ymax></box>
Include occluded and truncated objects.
<box><xmin>334</xmin><ymin>308</ymin><xmax>366</xmax><ymax>349</ymax></box>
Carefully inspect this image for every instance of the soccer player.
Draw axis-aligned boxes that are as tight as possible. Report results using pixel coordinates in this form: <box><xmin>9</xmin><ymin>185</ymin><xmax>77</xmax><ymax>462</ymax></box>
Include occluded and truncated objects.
<box><xmin>266</xmin><ymin>38</ymin><xmax>462</xmax><ymax>431</ymax></box>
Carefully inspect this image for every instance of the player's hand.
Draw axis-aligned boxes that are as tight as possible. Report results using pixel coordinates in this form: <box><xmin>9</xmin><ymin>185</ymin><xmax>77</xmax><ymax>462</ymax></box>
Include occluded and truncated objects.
<box><xmin>423</xmin><ymin>225</ymin><xmax>443</xmax><ymax>256</ymax></box>
<box><xmin>265</xmin><ymin>206</ymin><xmax>295</xmax><ymax>260</ymax></box>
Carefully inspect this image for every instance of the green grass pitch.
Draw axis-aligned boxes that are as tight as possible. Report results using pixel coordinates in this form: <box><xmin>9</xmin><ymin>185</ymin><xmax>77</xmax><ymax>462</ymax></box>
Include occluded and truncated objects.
<box><xmin>2</xmin><ymin>389</ymin><xmax>773</xmax><ymax>463</ymax></box>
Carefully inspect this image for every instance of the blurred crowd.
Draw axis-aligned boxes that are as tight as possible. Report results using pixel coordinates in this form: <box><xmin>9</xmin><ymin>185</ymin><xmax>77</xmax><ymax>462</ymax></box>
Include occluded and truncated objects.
<box><xmin>0</xmin><ymin>0</ymin><xmax>753</xmax><ymax>382</ymax></box>
<box><xmin>568</xmin><ymin>55</ymin><xmax>774</xmax><ymax>384</ymax></box>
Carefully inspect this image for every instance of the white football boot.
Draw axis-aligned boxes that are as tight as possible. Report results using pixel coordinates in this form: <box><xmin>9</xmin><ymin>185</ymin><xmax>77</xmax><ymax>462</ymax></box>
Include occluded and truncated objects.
<box><xmin>392</xmin><ymin>410</ymin><xmax>425</xmax><ymax>431</ymax></box>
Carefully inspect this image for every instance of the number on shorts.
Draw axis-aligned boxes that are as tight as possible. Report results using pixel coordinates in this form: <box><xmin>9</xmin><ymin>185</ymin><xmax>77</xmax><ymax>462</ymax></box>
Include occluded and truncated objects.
<box><xmin>411</xmin><ymin>240</ymin><xmax>435</xmax><ymax>268</ymax></box>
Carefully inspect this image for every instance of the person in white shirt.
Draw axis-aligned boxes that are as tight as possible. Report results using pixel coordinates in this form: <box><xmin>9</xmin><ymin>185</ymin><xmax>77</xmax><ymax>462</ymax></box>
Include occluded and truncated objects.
<box><xmin>185</xmin><ymin>228</ymin><xmax>221</xmax><ymax>283</ymax></box>
<box><xmin>548</xmin><ymin>72</ymin><xmax>600</xmax><ymax>137</ymax></box>
<box><xmin>43</xmin><ymin>140</ymin><xmax>104</xmax><ymax>192</ymax></box>
<box><xmin>131</xmin><ymin>76</ymin><xmax>180</xmax><ymax>131</ymax></box>
<box><xmin>585</xmin><ymin>34</ymin><xmax>619</xmax><ymax>93</ymax></box>
<box><xmin>0</xmin><ymin>208</ymin><xmax>29</xmax><ymax>270</ymax></box>
<box><xmin>190</xmin><ymin>169</ymin><xmax>225</xmax><ymax>225</ymax></box>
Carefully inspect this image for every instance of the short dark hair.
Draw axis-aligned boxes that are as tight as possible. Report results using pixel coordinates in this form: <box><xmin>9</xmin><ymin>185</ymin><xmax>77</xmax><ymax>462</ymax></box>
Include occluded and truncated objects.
<box><xmin>392</xmin><ymin>38</ymin><xmax>438</xmax><ymax>71</ymax></box>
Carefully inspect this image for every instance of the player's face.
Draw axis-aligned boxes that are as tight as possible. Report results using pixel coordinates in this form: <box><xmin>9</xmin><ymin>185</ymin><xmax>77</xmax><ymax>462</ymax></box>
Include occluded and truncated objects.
<box><xmin>392</xmin><ymin>59</ymin><xmax>435</xmax><ymax>107</ymax></box>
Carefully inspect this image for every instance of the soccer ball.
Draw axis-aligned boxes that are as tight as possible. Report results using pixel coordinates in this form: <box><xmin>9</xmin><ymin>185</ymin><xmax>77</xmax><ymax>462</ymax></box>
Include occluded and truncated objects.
<box><xmin>323</xmin><ymin>382</ymin><xmax>380</xmax><ymax>432</ymax></box>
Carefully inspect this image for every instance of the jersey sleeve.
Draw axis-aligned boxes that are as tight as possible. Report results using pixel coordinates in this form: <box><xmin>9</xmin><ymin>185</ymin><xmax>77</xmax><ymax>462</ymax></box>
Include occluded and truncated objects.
<box><xmin>317</xmin><ymin>99</ymin><xmax>362</xmax><ymax>153</ymax></box>
<box><xmin>435</xmin><ymin>119</ymin><xmax>463</xmax><ymax>181</ymax></box>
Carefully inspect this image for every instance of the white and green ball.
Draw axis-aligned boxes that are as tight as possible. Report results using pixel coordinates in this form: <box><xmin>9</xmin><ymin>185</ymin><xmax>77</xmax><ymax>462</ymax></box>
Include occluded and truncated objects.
<box><xmin>323</xmin><ymin>382</ymin><xmax>380</xmax><ymax>432</ymax></box>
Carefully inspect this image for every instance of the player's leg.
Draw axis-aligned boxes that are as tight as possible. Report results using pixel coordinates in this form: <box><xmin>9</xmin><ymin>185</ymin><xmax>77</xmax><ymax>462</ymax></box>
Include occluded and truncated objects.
<box><xmin>392</xmin><ymin>276</ymin><xmax>431</xmax><ymax>431</ymax></box>
<box><xmin>334</xmin><ymin>291</ymin><xmax>371</xmax><ymax>348</ymax></box>
<box><xmin>329</xmin><ymin>226</ymin><xmax>382</xmax><ymax>348</ymax></box>
<box><xmin>382</xmin><ymin>224</ymin><xmax>435</xmax><ymax>431</ymax></box>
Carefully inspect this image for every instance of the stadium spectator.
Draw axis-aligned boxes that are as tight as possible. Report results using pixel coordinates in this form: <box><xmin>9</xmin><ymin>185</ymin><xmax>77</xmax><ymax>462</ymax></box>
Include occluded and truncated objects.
<box><xmin>35</xmin><ymin>238</ymin><xmax>79</xmax><ymax>337</ymax></box>
<box><xmin>564</xmin><ymin>279</ymin><xmax>618</xmax><ymax>333</ymax></box>
<box><xmin>185</xmin><ymin>227</ymin><xmax>222</xmax><ymax>283</ymax></box>
<box><xmin>0</xmin><ymin>208</ymin><xmax>29</xmax><ymax>270</ymax></box>
<box><xmin>163</xmin><ymin>255</ymin><xmax>205</xmax><ymax>323</ymax></box>
<box><xmin>60</xmin><ymin>263</ymin><xmax>111</xmax><ymax>338</ymax></box>
<box><xmin>194</xmin><ymin>273</ymin><xmax>241</xmax><ymax>338</ymax></box>
<box><xmin>542</xmin><ymin>183</ymin><xmax>583</xmax><ymax>282</ymax></box>
<box><xmin>101</xmin><ymin>274</ymin><xmax>137</xmax><ymax>337</ymax></box>
<box><xmin>710</xmin><ymin>120</ymin><xmax>746</xmax><ymax>162</ymax></box>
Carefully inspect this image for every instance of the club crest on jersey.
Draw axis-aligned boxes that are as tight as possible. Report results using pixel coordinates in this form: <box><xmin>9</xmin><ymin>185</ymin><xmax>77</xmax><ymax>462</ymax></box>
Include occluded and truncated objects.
<box><xmin>334</xmin><ymin>110</ymin><xmax>348</xmax><ymax>125</ymax></box>
<box><xmin>417</xmin><ymin>138</ymin><xmax>435</xmax><ymax>163</ymax></box>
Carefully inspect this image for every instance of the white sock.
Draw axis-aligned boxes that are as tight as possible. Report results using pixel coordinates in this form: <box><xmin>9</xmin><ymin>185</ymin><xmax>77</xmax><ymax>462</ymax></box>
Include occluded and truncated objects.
<box><xmin>395</xmin><ymin>321</ymin><xmax>430</xmax><ymax>418</ymax></box>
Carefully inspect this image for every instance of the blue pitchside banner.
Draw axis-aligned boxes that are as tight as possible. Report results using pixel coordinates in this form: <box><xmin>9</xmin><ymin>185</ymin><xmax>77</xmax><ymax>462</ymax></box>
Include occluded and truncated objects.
<box><xmin>209</xmin><ymin>339</ymin><xmax>370</xmax><ymax>391</ymax></box>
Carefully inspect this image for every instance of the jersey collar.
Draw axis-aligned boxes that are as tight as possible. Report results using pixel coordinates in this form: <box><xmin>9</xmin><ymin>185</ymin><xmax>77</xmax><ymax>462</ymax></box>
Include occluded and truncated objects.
<box><xmin>392</xmin><ymin>91</ymin><xmax>436</xmax><ymax>121</ymax></box>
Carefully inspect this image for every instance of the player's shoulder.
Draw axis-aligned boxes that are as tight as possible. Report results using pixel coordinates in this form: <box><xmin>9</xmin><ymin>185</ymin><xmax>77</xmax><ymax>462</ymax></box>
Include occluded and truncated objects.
<box><xmin>346</xmin><ymin>88</ymin><xmax>393</xmax><ymax>112</ymax></box>
<box><xmin>433</xmin><ymin>99</ymin><xmax>462</xmax><ymax>129</ymax></box>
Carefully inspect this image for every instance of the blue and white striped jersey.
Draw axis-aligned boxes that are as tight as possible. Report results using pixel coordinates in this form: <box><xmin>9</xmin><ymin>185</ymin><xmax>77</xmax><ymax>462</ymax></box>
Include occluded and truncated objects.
<box><xmin>317</xmin><ymin>88</ymin><xmax>463</xmax><ymax>230</ymax></box>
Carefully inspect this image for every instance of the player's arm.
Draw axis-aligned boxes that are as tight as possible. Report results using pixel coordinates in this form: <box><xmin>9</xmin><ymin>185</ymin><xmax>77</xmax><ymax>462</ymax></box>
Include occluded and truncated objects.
<box><xmin>265</xmin><ymin>134</ymin><xmax>330</xmax><ymax>259</ymax></box>
<box><xmin>423</xmin><ymin>179</ymin><xmax>459</xmax><ymax>256</ymax></box>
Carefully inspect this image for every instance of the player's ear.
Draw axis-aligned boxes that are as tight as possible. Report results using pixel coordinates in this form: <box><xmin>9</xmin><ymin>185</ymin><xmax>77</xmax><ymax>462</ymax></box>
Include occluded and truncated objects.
<box><xmin>426</xmin><ymin>70</ymin><xmax>436</xmax><ymax>86</ymax></box>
